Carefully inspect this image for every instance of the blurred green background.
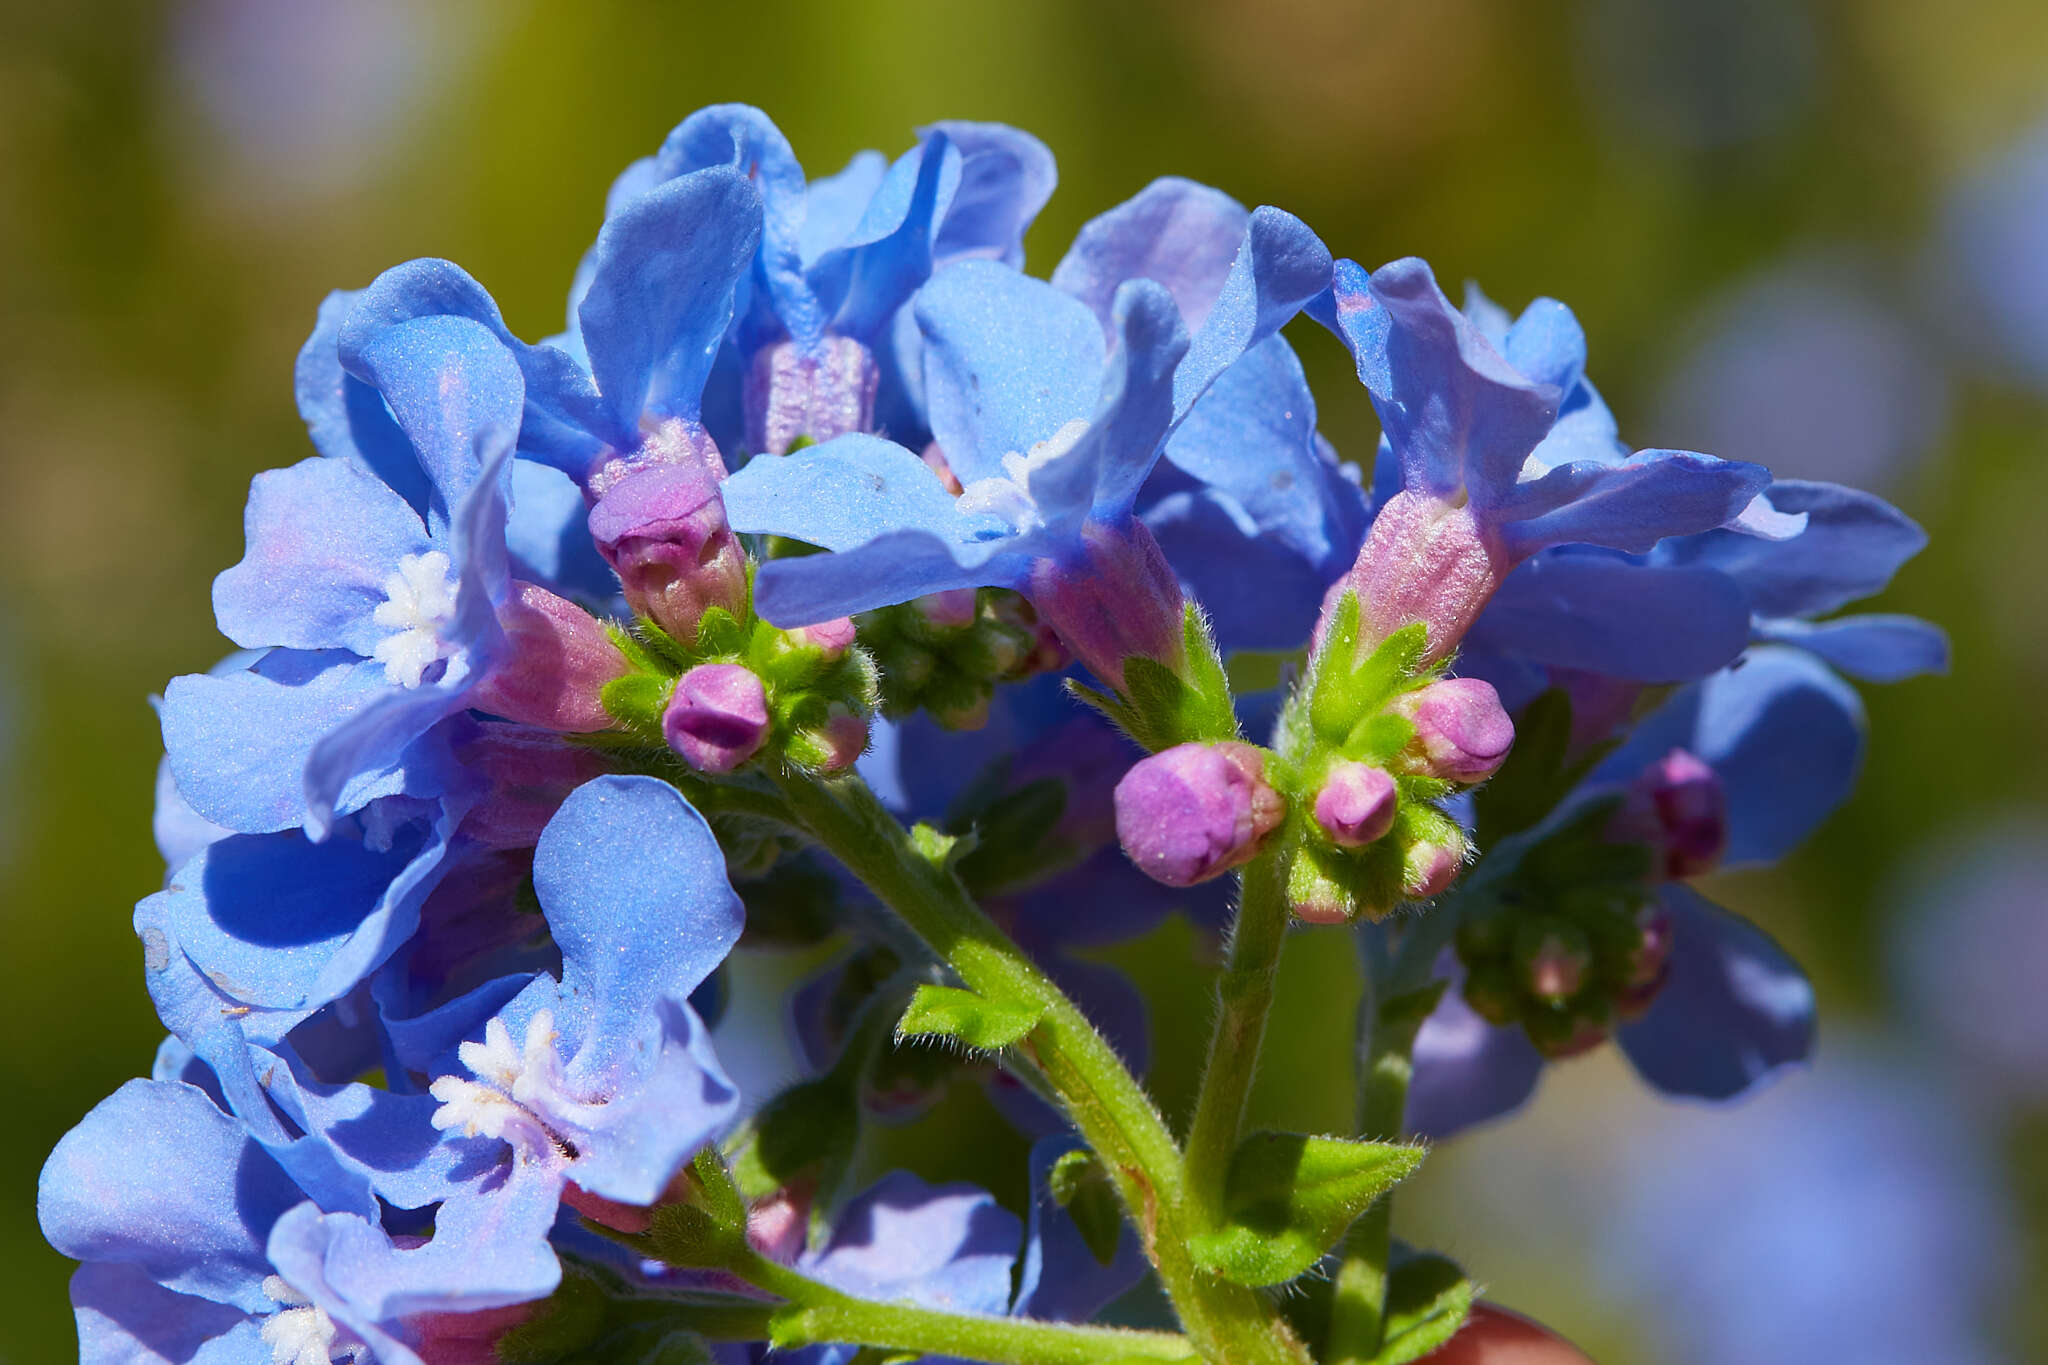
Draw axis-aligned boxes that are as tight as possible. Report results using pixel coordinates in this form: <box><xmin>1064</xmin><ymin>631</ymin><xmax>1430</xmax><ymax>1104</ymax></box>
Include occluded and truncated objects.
<box><xmin>6</xmin><ymin>1</ymin><xmax>2048</xmax><ymax>1359</ymax></box>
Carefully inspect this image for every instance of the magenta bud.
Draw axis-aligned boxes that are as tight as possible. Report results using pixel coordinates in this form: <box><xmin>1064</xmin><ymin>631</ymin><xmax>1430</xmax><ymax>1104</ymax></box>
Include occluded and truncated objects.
<box><xmin>787</xmin><ymin>617</ymin><xmax>857</xmax><ymax>661</ymax></box>
<box><xmin>1394</xmin><ymin>677</ymin><xmax>1515</xmax><ymax>783</ymax></box>
<box><xmin>470</xmin><ymin>581</ymin><xmax>628</xmax><ymax>733</ymax></box>
<box><xmin>1402</xmin><ymin>833</ymin><xmax>1465</xmax><ymax>900</ymax></box>
<box><xmin>1313</xmin><ymin>761</ymin><xmax>1399</xmax><ymax>847</ymax></box>
<box><xmin>745</xmin><ymin>336</ymin><xmax>880</xmax><ymax>456</ymax></box>
<box><xmin>1313</xmin><ymin>489</ymin><xmax>1516</xmax><ymax>664</ymax></box>
<box><xmin>588</xmin><ymin>461</ymin><xmax>748</xmax><ymax>643</ymax></box>
<box><xmin>809</xmin><ymin>707</ymin><xmax>869</xmax><ymax>773</ymax></box>
<box><xmin>914</xmin><ymin>588</ymin><xmax>979</xmax><ymax>630</ymax></box>
<box><xmin>1114</xmin><ymin>741</ymin><xmax>1283</xmax><ymax>888</ymax></box>
<box><xmin>663</xmin><ymin>663</ymin><xmax>771</xmax><ymax>774</ymax></box>
<box><xmin>1029</xmin><ymin>517</ymin><xmax>1185</xmax><ymax>691</ymax></box>
<box><xmin>1620</xmin><ymin>749</ymin><xmax>1728</xmax><ymax>879</ymax></box>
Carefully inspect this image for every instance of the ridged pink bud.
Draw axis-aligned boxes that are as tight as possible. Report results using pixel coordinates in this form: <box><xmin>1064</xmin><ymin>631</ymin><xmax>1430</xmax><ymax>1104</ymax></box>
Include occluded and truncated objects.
<box><xmin>745</xmin><ymin>336</ymin><xmax>880</xmax><ymax>456</ymax></box>
<box><xmin>588</xmin><ymin>461</ymin><xmax>748</xmax><ymax>643</ymax></box>
<box><xmin>1029</xmin><ymin>518</ymin><xmax>1185</xmax><ymax>691</ymax></box>
<box><xmin>1394</xmin><ymin>678</ymin><xmax>1515</xmax><ymax>783</ymax></box>
<box><xmin>1618</xmin><ymin>749</ymin><xmax>1728</xmax><ymax>879</ymax></box>
<box><xmin>1313</xmin><ymin>761</ymin><xmax>1399</xmax><ymax>848</ymax></box>
<box><xmin>1114</xmin><ymin>741</ymin><xmax>1283</xmax><ymax>887</ymax></box>
<box><xmin>1403</xmin><ymin>833</ymin><xmax>1466</xmax><ymax>900</ymax></box>
<box><xmin>663</xmin><ymin>664</ymin><xmax>770</xmax><ymax>774</ymax></box>
<box><xmin>1313</xmin><ymin>489</ymin><xmax>1516</xmax><ymax>664</ymax></box>
<box><xmin>914</xmin><ymin>588</ymin><xmax>979</xmax><ymax>630</ymax></box>
<box><xmin>787</xmin><ymin>617</ymin><xmax>857</xmax><ymax>661</ymax></box>
<box><xmin>470</xmin><ymin>581</ymin><xmax>628</xmax><ymax>733</ymax></box>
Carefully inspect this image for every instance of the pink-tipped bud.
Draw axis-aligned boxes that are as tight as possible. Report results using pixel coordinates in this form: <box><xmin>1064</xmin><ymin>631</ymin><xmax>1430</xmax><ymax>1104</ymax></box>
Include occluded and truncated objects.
<box><xmin>1403</xmin><ymin>833</ymin><xmax>1465</xmax><ymax>900</ymax></box>
<box><xmin>809</xmin><ymin>706</ymin><xmax>869</xmax><ymax>773</ymax></box>
<box><xmin>1526</xmin><ymin>933</ymin><xmax>1591</xmax><ymax>1002</ymax></box>
<box><xmin>1313</xmin><ymin>761</ymin><xmax>1400</xmax><ymax>847</ymax></box>
<box><xmin>406</xmin><ymin>1303</ymin><xmax>541</xmax><ymax>1365</ymax></box>
<box><xmin>470</xmin><ymin>581</ymin><xmax>628</xmax><ymax>733</ymax></box>
<box><xmin>1313</xmin><ymin>489</ymin><xmax>1516</xmax><ymax>664</ymax></box>
<box><xmin>588</xmin><ymin>461</ymin><xmax>748</xmax><ymax>643</ymax></box>
<box><xmin>745</xmin><ymin>336</ymin><xmax>880</xmax><ymax>456</ymax></box>
<box><xmin>1618</xmin><ymin>749</ymin><xmax>1728</xmax><ymax>879</ymax></box>
<box><xmin>787</xmin><ymin>617</ymin><xmax>858</xmax><ymax>661</ymax></box>
<box><xmin>1394</xmin><ymin>678</ymin><xmax>1515</xmax><ymax>783</ymax></box>
<box><xmin>1114</xmin><ymin>741</ymin><xmax>1284</xmax><ymax>888</ymax></box>
<box><xmin>914</xmin><ymin>588</ymin><xmax>979</xmax><ymax>630</ymax></box>
<box><xmin>663</xmin><ymin>663</ymin><xmax>770</xmax><ymax>774</ymax></box>
<box><xmin>746</xmin><ymin>1184</ymin><xmax>813</xmax><ymax>1264</ymax></box>
<box><xmin>1028</xmin><ymin>517</ymin><xmax>1185</xmax><ymax>691</ymax></box>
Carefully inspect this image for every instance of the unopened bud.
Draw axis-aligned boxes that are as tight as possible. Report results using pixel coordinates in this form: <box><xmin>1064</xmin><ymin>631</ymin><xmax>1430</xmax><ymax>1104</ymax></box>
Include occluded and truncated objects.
<box><xmin>1522</xmin><ymin>927</ymin><xmax>1592</xmax><ymax>1003</ymax></box>
<box><xmin>663</xmin><ymin>663</ymin><xmax>770</xmax><ymax>774</ymax></box>
<box><xmin>1619</xmin><ymin>749</ymin><xmax>1728</xmax><ymax>879</ymax></box>
<box><xmin>1114</xmin><ymin>741</ymin><xmax>1283</xmax><ymax>887</ymax></box>
<box><xmin>787</xmin><ymin>617</ymin><xmax>857</xmax><ymax>661</ymax></box>
<box><xmin>1402</xmin><ymin>832</ymin><xmax>1465</xmax><ymax>900</ymax></box>
<box><xmin>470</xmin><ymin>581</ymin><xmax>629</xmax><ymax>733</ymax></box>
<box><xmin>914</xmin><ymin>588</ymin><xmax>979</xmax><ymax>630</ymax></box>
<box><xmin>1313</xmin><ymin>761</ymin><xmax>1400</xmax><ymax>847</ymax></box>
<box><xmin>807</xmin><ymin>706</ymin><xmax>869</xmax><ymax>773</ymax></box>
<box><xmin>745</xmin><ymin>336</ymin><xmax>880</xmax><ymax>456</ymax></box>
<box><xmin>588</xmin><ymin>461</ymin><xmax>748</xmax><ymax>643</ymax></box>
<box><xmin>1312</xmin><ymin>489</ymin><xmax>1516</xmax><ymax>665</ymax></box>
<box><xmin>1394</xmin><ymin>678</ymin><xmax>1515</xmax><ymax>783</ymax></box>
<box><xmin>1028</xmin><ymin>517</ymin><xmax>1185</xmax><ymax>691</ymax></box>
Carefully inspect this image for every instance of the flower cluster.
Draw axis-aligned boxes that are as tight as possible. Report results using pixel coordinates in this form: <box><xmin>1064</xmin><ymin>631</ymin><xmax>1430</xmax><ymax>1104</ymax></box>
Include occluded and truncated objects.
<box><xmin>43</xmin><ymin>104</ymin><xmax>1940</xmax><ymax>1365</ymax></box>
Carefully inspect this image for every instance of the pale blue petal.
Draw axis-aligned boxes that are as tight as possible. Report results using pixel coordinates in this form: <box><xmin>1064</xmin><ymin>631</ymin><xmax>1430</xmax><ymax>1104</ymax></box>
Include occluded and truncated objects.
<box><xmin>722</xmin><ymin>435</ymin><xmax>1000</xmax><ymax>550</ymax></box>
<box><xmin>1754</xmin><ymin>613</ymin><xmax>1949</xmax><ymax>682</ymax></box>
<box><xmin>1489</xmin><ymin>450</ymin><xmax>1773</xmax><ymax>558</ymax></box>
<box><xmin>800</xmin><ymin>150</ymin><xmax>890</xmax><ymax>265</ymax></box>
<box><xmin>1658</xmin><ymin>480</ymin><xmax>1929</xmax><ymax>619</ymax></box>
<box><xmin>70</xmin><ymin>1262</ymin><xmax>256</xmax><ymax>1365</ymax></box>
<box><xmin>1465</xmin><ymin>551</ymin><xmax>1752</xmax><ymax>681</ymax></box>
<box><xmin>926</xmin><ymin>121</ymin><xmax>1056</xmax><ymax>270</ymax></box>
<box><xmin>753</xmin><ymin>528</ymin><xmax>1034</xmax><ymax>627</ymax></box>
<box><xmin>1171</xmin><ymin>207</ymin><xmax>1332</xmax><ymax>422</ymax></box>
<box><xmin>1050</xmin><ymin>177</ymin><xmax>1247</xmax><ymax>336</ymax></box>
<box><xmin>802</xmin><ymin>1172</ymin><xmax>1020</xmax><ymax>1316</ymax></box>
<box><xmin>1405</xmin><ymin>983</ymin><xmax>1545</xmax><ymax>1138</ymax></box>
<box><xmin>1062</xmin><ymin>278</ymin><xmax>1188</xmax><ymax>520</ymax></box>
<box><xmin>815</xmin><ymin>134</ymin><xmax>957</xmax><ymax>343</ymax></box>
<box><xmin>1502</xmin><ymin>297</ymin><xmax>1587</xmax><ymax>396</ymax></box>
<box><xmin>505</xmin><ymin>458</ymin><xmax>616</xmax><ymax>602</ymax></box>
<box><xmin>296</xmin><ymin>289</ymin><xmax>431</xmax><ymax>516</ymax></box>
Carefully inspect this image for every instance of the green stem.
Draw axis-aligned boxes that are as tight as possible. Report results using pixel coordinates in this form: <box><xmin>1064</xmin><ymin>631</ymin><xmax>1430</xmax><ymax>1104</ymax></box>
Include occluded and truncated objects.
<box><xmin>774</xmin><ymin>772</ymin><xmax>1310</xmax><ymax>1365</ymax></box>
<box><xmin>1183</xmin><ymin>850</ymin><xmax>1289</xmax><ymax>1226</ymax></box>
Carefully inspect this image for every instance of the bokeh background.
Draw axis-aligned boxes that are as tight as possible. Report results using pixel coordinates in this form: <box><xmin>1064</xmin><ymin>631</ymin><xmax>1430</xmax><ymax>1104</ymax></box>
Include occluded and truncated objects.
<box><xmin>5</xmin><ymin>1</ymin><xmax>2047</xmax><ymax>1359</ymax></box>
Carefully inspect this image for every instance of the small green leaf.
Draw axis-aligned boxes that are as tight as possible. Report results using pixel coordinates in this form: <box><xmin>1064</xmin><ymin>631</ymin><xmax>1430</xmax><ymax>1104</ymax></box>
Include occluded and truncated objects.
<box><xmin>1190</xmin><ymin>1132</ymin><xmax>1427</xmax><ymax>1286</ymax></box>
<box><xmin>896</xmin><ymin>984</ymin><xmax>1044</xmax><ymax>1050</ymax></box>
<box><xmin>1046</xmin><ymin>1148</ymin><xmax>1125</xmax><ymax>1266</ymax></box>
<box><xmin>1370</xmin><ymin>1253</ymin><xmax>1475</xmax><ymax>1365</ymax></box>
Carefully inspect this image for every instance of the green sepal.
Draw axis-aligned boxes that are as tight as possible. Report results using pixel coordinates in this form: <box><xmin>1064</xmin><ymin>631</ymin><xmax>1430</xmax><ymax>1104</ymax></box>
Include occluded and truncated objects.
<box><xmin>1188</xmin><ymin>1132</ymin><xmax>1426</xmax><ymax>1286</ymax></box>
<box><xmin>494</xmin><ymin>1264</ymin><xmax>610</xmax><ymax>1362</ymax></box>
<box><xmin>1369</xmin><ymin>1253</ymin><xmax>1475</xmax><ymax>1365</ymax></box>
<box><xmin>1067</xmin><ymin>604</ymin><xmax>1238</xmax><ymax>754</ymax></box>
<box><xmin>896</xmin><ymin>983</ymin><xmax>1044</xmax><ymax>1051</ymax></box>
<box><xmin>645</xmin><ymin>1202</ymin><xmax>740</xmax><ymax>1270</ymax></box>
<box><xmin>1046</xmin><ymin>1147</ymin><xmax>1126</xmax><ymax>1266</ymax></box>
<box><xmin>726</xmin><ymin>1077</ymin><xmax>862</xmax><ymax>1201</ymax></box>
<box><xmin>600</xmin><ymin>671</ymin><xmax>673</xmax><ymax>736</ymax></box>
<box><xmin>632</xmin><ymin>1333</ymin><xmax>717</xmax><ymax>1365</ymax></box>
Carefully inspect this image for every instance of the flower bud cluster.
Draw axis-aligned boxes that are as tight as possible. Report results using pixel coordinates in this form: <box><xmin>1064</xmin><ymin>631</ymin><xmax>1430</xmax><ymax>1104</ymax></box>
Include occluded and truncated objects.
<box><xmin>856</xmin><ymin>587</ymin><xmax>1065</xmax><ymax>729</ymax></box>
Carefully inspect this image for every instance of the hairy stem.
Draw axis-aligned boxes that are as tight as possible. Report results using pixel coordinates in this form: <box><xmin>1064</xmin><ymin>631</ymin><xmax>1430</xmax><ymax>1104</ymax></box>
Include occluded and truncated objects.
<box><xmin>774</xmin><ymin>771</ymin><xmax>1310</xmax><ymax>1365</ymax></box>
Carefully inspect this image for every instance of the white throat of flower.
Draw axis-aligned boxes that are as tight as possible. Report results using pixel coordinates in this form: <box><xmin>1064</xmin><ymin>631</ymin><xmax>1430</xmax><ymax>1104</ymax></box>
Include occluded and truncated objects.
<box><xmin>429</xmin><ymin>1011</ymin><xmax>576</xmax><ymax>1163</ymax></box>
<box><xmin>371</xmin><ymin>550</ymin><xmax>460</xmax><ymax>688</ymax></box>
<box><xmin>954</xmin><ymin>418</ymin><xmax>1092</xmax><ymax>533</ymax></box>
<box><xmin>260</xmin><ymin>1277</ymin><xmax>359</xmax><ymax>1365</ymax></box>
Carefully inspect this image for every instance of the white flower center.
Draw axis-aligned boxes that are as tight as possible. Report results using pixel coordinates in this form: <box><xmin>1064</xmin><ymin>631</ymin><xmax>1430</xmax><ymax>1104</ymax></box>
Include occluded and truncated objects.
<box><xmin>429</xmin><ymin>1011</ymin><xmax>579</xmax><ymax>1163</ymax></box>
<box><xmin>955</xmin><ymin>418</ymin><xmax>1092</xmax><ymax>533</ymax></box>
<box><xmin>259</xmin><ymin>1277</ymin><xmax>357</xmax><ymax>1365</ymax></box>
<box><xmin>370</xmin><ymin>550</ymin><xmax>459</xmax><ymax>688</ymax></box>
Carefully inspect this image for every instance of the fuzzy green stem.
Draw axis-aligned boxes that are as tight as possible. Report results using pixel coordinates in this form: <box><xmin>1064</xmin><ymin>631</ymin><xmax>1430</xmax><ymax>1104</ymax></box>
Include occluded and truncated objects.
<box><xmin>1183</xmin><ymin>850</ymin><xmax>1290</xmax><ymax>1226</ymax></box>
<box><xmin>774</xmin><ymin>772</ymin><xmax>1310</xmax><ymax>1365</ymax></box>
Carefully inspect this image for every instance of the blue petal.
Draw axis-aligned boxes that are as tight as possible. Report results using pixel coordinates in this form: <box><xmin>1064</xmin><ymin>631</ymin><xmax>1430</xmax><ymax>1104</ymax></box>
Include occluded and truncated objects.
<box><xmin>1502</xmin><ymin>297</ymin><xmax>1587</xmax><ymax>396</ymax></box>
<box><xmin>803</xmin><ymin>1172</ymin><xmax>1020</xmax><ymax>1316</ymax></box>
<box><xmin>155</xmin><ymin>754</ymin><xmax>234</xmax><ymax>877</ymax></box>
<box><xmin>1755</xmin><ymin>612</ymin><xmax>1949</xmax><ymax>682</ymax></box>
<box><xmin>297</xmin><ymin>290</ymin><xmax>432</xmax><ymax>517</ymax></box>
<box><xmin>1595</xmin><ymin>646</ymin><xmax>1865</xmax><ymax>864</ymax></box>
<box><xmin>505</xmin><ymin>458</ymin><xmax>616</xmax><ymax>602</ymax></box>
<box><xmin>529</xmin><ymin>775</ymin><xmax>744</xmax><ymax>1074</ymax></box>
<box><xmin>344</xmin><ymin>315</ymin><xmax>527</xmax><ymax>532</ymax></box>
<box><xmin>1405</xmin><ymin>986</ymin><xmax>1545</xmax><ymax>1138</ymax></box>
<box><xmin>799</xmin><ymin>150</ymin><xmax>889</xmax><ymax>265</ymax></box>
<box><xmin>1618</xmin><ymin>886</ymin><xmax>1815</xmax><ymax>1099</ymax></box>
<box><xmin>1172</xmin><ymin>207</ymin><xmax>1332</xmax><ymax>423</ymax></box>
<box><xmin>722</xmin><ymin>434</ymin><xmax>999</xmax><ymax>551</ymax></box>
<box><xmin>1488</xmin><ymin>449</ymin><xmax>1773</xmax><ymax>558</ymax></box>
<box><xmin>1061</xmin><ymin>279</ymin><xmax>1189</xmax><ymax>521</ymax></box>
<box><xmin>916</xmin><ymin>261</ymin><xmax>1106</xmax><ymax>484</ymax></box>
<box><xmin>40</xmin><ymin>1079</ymin><xmax>300</xmax><ymax>1313</ymax></box>
<box><xmin>753</xmin><ymin>527</ymin><xmax>1034</xmax><ymax>627</ymax></box>
<box><xmin>926</xmin><ymin>121</ymin><xmax>1057</xmax><ymax>270</ymax></box>
<box><xmin>1362</xmin><ymin>258</ymin><xmax>1559</xmax><ymax>504</ymax></box>
<box><xmin>70</xmin><ymin>1262</ymin><xmax>255</xmax><ymax>1365</ymax></box>
<box><xmin>1658</xmin><ymin>480</ymin><xmax>1930</xmax><ymax>619</ymax></box>
<box><xmin>1145</xmin><ymin>487</ymin><xmax>1341</xmax><ymax>653</ymax></box>
<box><xmin>1159</xmin><ymin>333</ymin><xmax>1367</xmax><ymax>577</ymax></box>
<box><xmin>1013</xmin><ymin>1136</ymin><xmax>1148</xmax><ymax>1321</ymax></box>
<box><xmin>815</xmin><ymin>133</ymin><xmax>957</xmax><ymax>343</ymax></box>
<box><xmin>1050</xmin><ymin>177</ymin><xmax>1248</xmax><ymax>335</ymax></box>
<box><xmin>212</xmin><ymin>457</ymin><xmax>432</xmax><ymax>656</ymax></box>
<box><xmin>577</xmin><ymin>167</ymin><xmax>763</xmax><ymax>439</ymax></box>
<box><xmin>1464</xmin><ymin>551</ymin><xmax>1752</xmax><ymax>681</ymax></box>
<box><xmin>1310</xmin><ymin>258</ymin><xmax>1392</xmax><ymax>399</ymax></box>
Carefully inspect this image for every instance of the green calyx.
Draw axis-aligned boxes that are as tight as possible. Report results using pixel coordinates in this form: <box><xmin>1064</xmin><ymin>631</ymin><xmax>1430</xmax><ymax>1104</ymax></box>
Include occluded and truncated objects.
<box><xmin>857</xmin><ymin>588</ymin><xmax>1048</xmax><ymax>727</ymax></box>
<box><xmin>1069</xmin><ymin>602</ymin><xmax>1238</xmax><ymax>754</ymax></box>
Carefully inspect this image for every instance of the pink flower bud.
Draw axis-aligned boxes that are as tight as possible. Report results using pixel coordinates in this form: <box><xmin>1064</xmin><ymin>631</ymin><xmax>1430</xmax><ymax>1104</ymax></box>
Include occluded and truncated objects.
<box><xmin>1028</xmin><ymin>518</ymin><xmax>1185</xmax><ymax>691</ymax></box>
<box><xmin>787</xmin><ymin>616</ymin><xmax>858</xmax><ymax>660</ymax></box>
<box><xmin>1525</xmin><ymin>933</ymin><xmax>1591</xmax><ymax>1002</ymax></box>
<box><xmin>746</xmin><ymin>1184</ymin><xmax>813</xmax><ymax>1264</ymax></box>
<box><xmin>1403</xmin><ymin>833</ymin><xmax>1466</xmax><ymax>899</ymax></box>
<box><xmin>809</xmin><ymin>706</ymin><xmax>869</xmax><ymax>773</ymax></box>
<box><xmin>1620</xmin><ymin>749</ymin><xmax>1728</xmax><ymax>879</ymax></box>
<box><xmin>914</xmin><ymin>588</ymin><xmax>979</xmax><ymax>630</ymax></box>
<box><xmin>469</xmin><ymin>581</ymin><xmax>628</xmax><ymax>733</ymax></box>
<box><xmin>1394</xmin><ymin>678</ymin><xmax>1515</xmax><ymax>783</ymax></box>
<box><xmin>588</xmin><ymin>461</ymin><xmax>748</xmax><ymax>643</ymax></box>
<box><xmin>745</xmin><ymin>336</ymin><xmax>880</xmax><ymax>456</ymax></box>
<box><xmin>1313</xmin><ymin>489</ymin><xmax>1516</xmax><ymax>664</ymax></box>
<box><xmin>406</xmin><ymin>1302</ymin><xmax>540</xmax><ymax>1365</ymax></box>
<box><xmin>560</xmin><ymin>1182</ymin><xmax>653</xmax><ymax>1234</ymax></box>
<box><xmin>1313</xmin><ymin>761</ymin><xmax>1400</xmax><ymax>847</ymax></box>
<box><xmin>1114</xmin><ymin>741</ymin><xmax>1283</xmax><ymax>887</ymax></box>
<box><xmin>663</xmin><ymin>663</ymin><xmax>770</xmax><ymax>774</ymax></box>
